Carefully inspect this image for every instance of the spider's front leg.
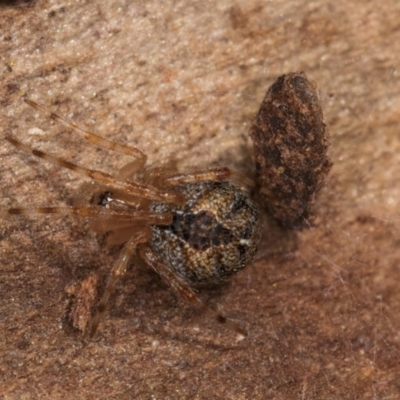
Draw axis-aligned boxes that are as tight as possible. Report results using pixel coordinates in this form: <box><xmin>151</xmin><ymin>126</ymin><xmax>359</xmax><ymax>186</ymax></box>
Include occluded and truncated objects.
<box><xmin>5</xmin><ymin>136</ymin><xmax>184</xmax><ymax>205</ymax></box>
<box><xmin>25</xmin><ymin>99</ymin><xmax>147</xmax><ymax>171</ymax></box>
<box><xmin>89</xmin><ymin>227</ymin><xmax>152</xmax><ymax>337</ymax></box>
<box><xmin>138</xmin><ymin>244</ymin><xmax>247</xmax><ymax>337</ymax></box>
<box><xmin>164</xmin><ymin>166</ymin><xmax>255</xmax><ymax>189</ymax></box>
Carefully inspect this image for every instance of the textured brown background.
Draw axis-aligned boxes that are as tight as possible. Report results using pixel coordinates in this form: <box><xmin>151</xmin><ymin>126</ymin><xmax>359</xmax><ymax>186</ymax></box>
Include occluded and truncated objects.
<box><xmin>1</xmin><ymin>0</ymin><xmax>400</xmax><ymax>399</ymax></box>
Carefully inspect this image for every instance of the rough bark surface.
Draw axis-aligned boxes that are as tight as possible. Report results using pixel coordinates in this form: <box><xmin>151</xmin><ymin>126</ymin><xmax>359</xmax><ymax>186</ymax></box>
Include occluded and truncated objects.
<box><xmin>1</xmin><ymin>1</ymin><xmax>400</xmax><ymax>399</ymax></box>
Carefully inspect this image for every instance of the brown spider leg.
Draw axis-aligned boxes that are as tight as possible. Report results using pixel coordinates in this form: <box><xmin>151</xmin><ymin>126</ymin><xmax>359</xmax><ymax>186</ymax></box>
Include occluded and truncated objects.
<box><xmin>138</xmin><ymin>244</ymin><xmax>247</xmax><ymax>337</ymax></box>
<box><xmin>165</xmin><ymin>166</ymin><xmax>255</xmax><ymax>188</ymax></box>
<box><xmin>25</xmin><ymin>99</ymin><xmax>147</xmax><ymax>171</ymax></box>
<box><xmin>90</xmin><ymin>219</ymin><xmax>148</xmax><ymax>234</ymax></box>
<box><xmin>90</xmin><ymin>227</ymin><xmax>152</xmax><ymax>337</ymax></box>
<box><xmin>5</xmin><ymin>136</ymin><xmax>184</xmax><ymax>205</ymax></box>
<box><xmin>144</xmin><ymin>161</ymin><xmax>179</xmax><ymax>184</ymax></box>
<box><xmin>106</xmin><ymin>226</ymin><xmax>147</xmax><ymax>246</ymax></box>
<box><xmin>1</xmin><ymin>206</ymin><xmax>172</xmax><ymax>225</ymax></box>
<box><xmin>119</xmin><ymin>160</ymin><xmax>146</xmax><ymax>179</ymax></box>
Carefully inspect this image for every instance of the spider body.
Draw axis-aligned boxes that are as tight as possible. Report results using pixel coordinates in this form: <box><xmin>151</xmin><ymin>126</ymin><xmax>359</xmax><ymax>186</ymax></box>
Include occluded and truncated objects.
<box><xmin>3</xmin><ymin>100</ymin><xmax>261</xmax><ymax>337</ymax></box>
<box><xmin>150</xmin><ymin>180</ymin><xmax>261</xmax><ymax>285</ymax></box>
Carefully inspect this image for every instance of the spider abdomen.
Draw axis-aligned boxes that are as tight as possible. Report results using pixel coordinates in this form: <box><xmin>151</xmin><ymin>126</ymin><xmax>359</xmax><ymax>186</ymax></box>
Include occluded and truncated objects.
<box><xmin>149</xmin><ymin>181</ymin><xmax>261</xmax><ymax>284</ymax></box>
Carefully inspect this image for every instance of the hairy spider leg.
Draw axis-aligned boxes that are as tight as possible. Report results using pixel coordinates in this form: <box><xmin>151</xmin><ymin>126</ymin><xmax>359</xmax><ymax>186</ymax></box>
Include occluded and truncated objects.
<box><xmin>165</xmin><ymin>166</ymin><xmax>255</xmax><ymax>189</ymax></box>
<box><xmin>139</xmin><ymin>244</ymin><xmax>247</xmax><ymax>337</ymax></box>
<box><xmin>105</xmin><ymin>225</ymin><xmax>149</xmax><ymax>246</ymax></box>
<box><xmin>90</xmin><ymin>227</ymin><xmax>152</xmax><ymax>337</ymax></box>
<box><xmin>142</xmin><ymin>162</ymin><xmax>179</xmax><ymax>187</ymax></box>
<box><xmin>25</xmin><ymin>99</ymin><xmax>147</xmax><ymax>172</ymax></box>
<box><xmin>5</xmin><ymin>136</ymin><xmax>184</xmax><ymax>205</ymax></box>
<box><xmin>2</xmin><ymin>206</ymin><xmax>172</xmax><ymax>226</ymax></box>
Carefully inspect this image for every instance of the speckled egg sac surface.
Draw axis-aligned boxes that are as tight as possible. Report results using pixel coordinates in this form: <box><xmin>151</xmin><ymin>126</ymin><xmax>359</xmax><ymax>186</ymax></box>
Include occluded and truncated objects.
<box><xmin>251</xmin><ymin>72</ymin><xmax>332</xmax><ymax>229</ymax></box>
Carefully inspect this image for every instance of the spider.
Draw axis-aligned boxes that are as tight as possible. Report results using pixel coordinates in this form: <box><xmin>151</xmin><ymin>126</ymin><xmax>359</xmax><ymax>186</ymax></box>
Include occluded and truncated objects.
<box><xmin>3</xmin><ymin>99</ymin><xmax>261</xmax><ymax>338</ymax></box>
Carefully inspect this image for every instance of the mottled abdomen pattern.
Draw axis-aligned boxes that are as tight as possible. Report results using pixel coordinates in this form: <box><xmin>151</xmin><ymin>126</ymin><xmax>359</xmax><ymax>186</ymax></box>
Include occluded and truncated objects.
<box><xmin>149</xmin><ymin>181</ymin><xmax>261</xmax><ymax>284</ymax></box>
<box><xmin>251</xmin><ymin>72</ymin><xmax>332</xmax><ymax>229</ymax></box>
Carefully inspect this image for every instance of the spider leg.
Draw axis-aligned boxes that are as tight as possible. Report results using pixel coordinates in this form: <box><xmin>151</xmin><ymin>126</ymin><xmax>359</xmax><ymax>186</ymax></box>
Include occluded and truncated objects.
<box><xmin>138</xmin><ymin>244</ymin><xmax>247</xmax><ymax>337</ymax></box>
<box><xmin>105</xmin><ymin>226</ymin><xmax>147</xmax><ymax>246</ymax></box>
<box><xmin>1</xmin><ymin>206</ymin><xmax>172</xmax><ymax>225</ymax></box>
<box><xmin>165</xmin><ymin>166</ymin><xmax>255</xmax><ymax>188</ymax></box>
<box><xmin>90</xmin><ymin>218</ymin><xmax>148</xmax><ymax>234</ymax></box>
<box><xmin>89</xmin><ymin>227</ymin><xmax>152</xmax><ymax>337</ymax></box>
<box><xmin>119</xmin><ymin>159</ymin><xmax>147</xmax><ymax>179</ymax></box>
<box><xmin>5</xmin><ymin>136</ymin><xmax>184</xmax><ymax>205</ymax></box>
<box><xmin>25</xmin><ymin>99</ymin><xmax>147</xmax><ymax>171</ymax></box>
<box><xmin>143</xmin><ymin>162</ymin><xmax>179</xmax><ymax>187</ymax></box>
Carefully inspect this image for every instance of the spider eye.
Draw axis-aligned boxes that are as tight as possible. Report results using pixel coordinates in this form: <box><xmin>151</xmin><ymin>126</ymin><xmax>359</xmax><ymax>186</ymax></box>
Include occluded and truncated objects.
<box><xmin>98</xmin><ymin>191</ymin><xmax>113</xmax><ymax>206</ymax></box>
